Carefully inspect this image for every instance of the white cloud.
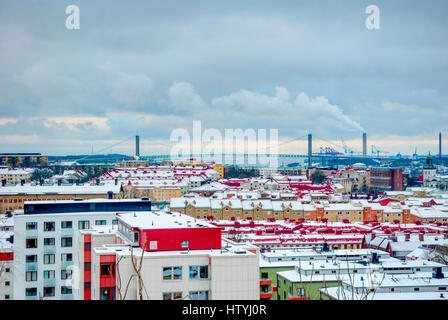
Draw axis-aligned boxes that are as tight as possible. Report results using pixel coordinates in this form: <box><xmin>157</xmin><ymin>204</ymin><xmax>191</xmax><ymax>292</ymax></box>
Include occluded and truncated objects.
<box><xmin>168</xmin><ymin>81</ymin><xmax>208</xmax><ymax>114</ymax></box>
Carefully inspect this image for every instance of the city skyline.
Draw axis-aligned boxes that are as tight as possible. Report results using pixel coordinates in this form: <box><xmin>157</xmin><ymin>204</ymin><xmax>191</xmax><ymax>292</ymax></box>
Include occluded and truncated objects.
<box><xmin>0</xmin><ymin>0</ymin><xmax>447</xmax><ymax>155</ymax></box>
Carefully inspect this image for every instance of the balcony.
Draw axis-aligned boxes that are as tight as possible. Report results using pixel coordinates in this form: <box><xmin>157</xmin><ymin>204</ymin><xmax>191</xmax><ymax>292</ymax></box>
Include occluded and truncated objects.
<box><xmin>260</xmin><ymin>292</ymin><xmax>272</xmax><ymax>299</ymax></box>
<box><xmin>43</xmin><ymin>278</ymin><xmax>56</xmax><ymax>287</ymax></box>
<box><xmin>260</xmin><ymin>279</ymin><xmax>272</xmax><ymax>286</ymax></box>
<box><xmin>61</xmin><ymin>293</ymin><xmax>73</xmax><ymax>300</ymax></box>
<box><xmin>44</xmin><ymin>245</ymin><xmax>56</xmax><ymax>254</ymax></box>
<box><xmin>25</xmin><ymin>262</ymin><xmax>38</xmax><ymax>272</ymax></box>
<box><xmin>288</xmin><ymin>296</ymin><xmax>310</xmax><ymax>300</ymax></box>
<box><xmin>61</xmin><ymin>260</ymin><xmax>73</xmax><ymax>270</ymax></box>
<box><xmin>61</xmin><ymin>228</ymin><xmax>73</xmax><ymax>237</ymax></box>
<box><xmin>26</xmin><ymin>229</ymin><xmax>38</xmax><ymax>237</ymax></box>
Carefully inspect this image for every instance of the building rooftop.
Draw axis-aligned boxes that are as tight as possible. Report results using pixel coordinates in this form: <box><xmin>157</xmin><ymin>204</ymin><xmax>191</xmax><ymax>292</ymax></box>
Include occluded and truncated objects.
<box><xmin>117</xmin><ymin>211</ymin><xmax>220</xmax><ymax>230</ymax></box>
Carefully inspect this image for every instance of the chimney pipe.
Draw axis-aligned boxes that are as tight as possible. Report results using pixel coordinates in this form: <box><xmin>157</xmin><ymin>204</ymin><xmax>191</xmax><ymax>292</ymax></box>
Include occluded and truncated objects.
<box><xmin>363</xmin><ymin>133</ymin><xmax>367</xmax><ymax>157</ymax></box>
<box><xmin>439</xmin><ymin>131</ymin><xmax>442</xmax><ymax>159</ymax></box>
<box><xmin>308</xmin><ymin>134</ymin><xmax>312</xmax><ymax>167</ymax></box>
<box><xmin>136</xmin><ymin>134</ymin><xmax>140</xmax><ymax>157</ymax></box>
<box><xmin>1</xmin><ymin>179</ymin><xmax>6</xmax><ymax>187</ymax></box>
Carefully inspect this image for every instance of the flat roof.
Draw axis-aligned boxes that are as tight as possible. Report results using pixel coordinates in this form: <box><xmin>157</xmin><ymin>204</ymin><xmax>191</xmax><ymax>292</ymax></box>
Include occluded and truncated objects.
<box><xmin>117</xmin><ymin>211</ymin><xmax>220</xmax><ymax>230</ymax></box>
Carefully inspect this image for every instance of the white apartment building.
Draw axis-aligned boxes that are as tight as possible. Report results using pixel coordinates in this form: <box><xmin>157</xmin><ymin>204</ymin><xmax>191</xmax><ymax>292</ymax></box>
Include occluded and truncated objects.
<box><xmin>13</xmin><ymin>198</ymin><xmax>151</xmax><ymax>300</ymax></box>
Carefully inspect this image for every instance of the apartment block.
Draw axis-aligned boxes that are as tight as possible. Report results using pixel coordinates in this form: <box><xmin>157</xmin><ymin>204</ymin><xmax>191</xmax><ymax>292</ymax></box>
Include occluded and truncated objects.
<box><xmin>13</xmin><ymin>198</ymin><xmax>151</xmax><ymax>300</ymax></box>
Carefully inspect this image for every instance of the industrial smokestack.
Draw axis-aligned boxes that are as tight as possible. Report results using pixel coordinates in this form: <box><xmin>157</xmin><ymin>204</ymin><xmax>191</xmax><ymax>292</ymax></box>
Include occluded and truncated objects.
<box><xmin>136</xmin><ymin>134</ymin><xmax>140</xmax><ymax>157</ymax></box>
<box><xmin>363</xmin><ymin>132</ymin><xmax>367</xmax><ymax>157</ymax></box>
<box><xmin>439</xmin><ymin>131</ymin><xmax>442</xmax><ymax>159</ymax></box>
<box><xmin>308</xmin><ymin>134</ymin><xmax>312</xmax><ymax>167</ymax></box>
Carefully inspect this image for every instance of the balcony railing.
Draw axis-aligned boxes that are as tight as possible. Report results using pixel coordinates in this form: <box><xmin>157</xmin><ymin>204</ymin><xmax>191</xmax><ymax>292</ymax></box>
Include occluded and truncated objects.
<box><xmin>61</xmin><ymin>228</ymin><xmax>73</xmax><ymax>237</ymax></box>
<box><xmin>61</xmin><ymin>293</ymin><xmax>73</xmax><ymax>300</ymax></box>
<box><xmin>25</xmin><ymin>262</ymin><xmax>38</xmax><ymax>272</ymax></box>
<box><xmin>61</xmin><ymin>260</ymin><xmax>73</xmax><ymax>270</ymax></box>
<box><xmin>260</xmin><ymin>279</ymin><xmax>272</xmax><ymax>286</ymax></box>
<box><xmin>43</xmin><ymin>245</ymin><xmax>56</xmax><ymax>254</ymax></box>
<box><xmin>26</xmin><ymin>229</ymin><xmax>38</xmax><ymax>237</ymax></box>
<box><xmin>43</xmin><ymin>278</ymin><xmax>56</xmax><ymax>287</ymax></box>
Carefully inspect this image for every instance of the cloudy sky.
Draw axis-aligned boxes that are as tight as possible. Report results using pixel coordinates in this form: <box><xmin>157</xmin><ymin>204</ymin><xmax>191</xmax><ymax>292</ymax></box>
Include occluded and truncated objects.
<box><xmin>0</xmin><ymin>0</ymin><xmax>447</xmax><ymax>156</ymax></box>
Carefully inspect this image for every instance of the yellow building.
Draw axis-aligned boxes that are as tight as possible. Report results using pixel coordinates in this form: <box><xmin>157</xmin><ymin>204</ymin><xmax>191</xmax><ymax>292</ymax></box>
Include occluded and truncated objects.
<box><xmin>0</xmin><ymin>183</ymin><xmax>122</xmax><ymax>214</ymax></box>
<box><xmin>0</xmin><ymin>168</ymin><xmax>32</xmax><ymax>184</ymax></box>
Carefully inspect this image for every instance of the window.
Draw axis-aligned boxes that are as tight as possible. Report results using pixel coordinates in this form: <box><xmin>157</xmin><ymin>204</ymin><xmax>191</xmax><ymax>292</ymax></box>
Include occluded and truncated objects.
<box><xmin>100</xmin><ymin>288</ymin><xmax>115</xmax><ymax>300</ymax></box>
<box><xmin>4</xmin><ymin>294</ymin><xmax>10</xmax><ymax>300</ymax></box>
<box><xmin>181</xmin><ymin>240</ymin><xmax>189</xmax><ymax>248</ymax></box>
<box><xmin>84</xmin><ymin>282</ymin><xmax>91</xmax><ymax>289</ymax></box>
<box><xmin>100</xmin><ymin>263</ymin><xmax>115</xmax><ymax>276</ymax></box>
<box><xmin>190</xmin><ymin>291</ymin><xmax>209</xmax><ymax>300</ymax></box>
<box><xmin>44</xmin><ymin>254</ymin><xmax>55</xmax><ymax>265</ymax></box>
<box><xmin>44</xmin><ymin>238</ymin><xmax>55</xmax><ymax>246</ymax></box>
<box><xmin>26</xmin><ymin>238</ymin><xmax>38</xmax><ymax>249</ymax></box>
<box><xmin>85</xmin><ymin>242</ymin><xmax>91</xmax><ymax>250</ymax></box>
<box><xmin>438</xmin><ymin>287</ymin><xmax>447</xmax><ymax>291</ymax></box>
<box><xmin>85</xmin><ymin>262</ymin><xmax>91</xmax><ymax>270</ymax></box>
<box><xmin>163</xmin><ymin>266</ymin><xmax>182</xmax><ymax>280</ymax></box>
<box><xmin>414</xmin><ymin>288</ymin><xmax>420</xmax><ymax>292</ymax></box>
<box><xmin>44</xmin><ymin>270</ymin><xmax>55</xmax><ymax>279</ymax></box>
<box><xmin>43</xmin><ymin>287</ymin><xmax>55</xmax><ymax>297</ymax></box>
<box><xmin>5</xmin><ymin>268</ymin><xmax>10</xmax><ymax>273</ymax></box>
<box><xmin>95</xmin><ymin>220</ymin><xmax>106</xmax><ymax>226</ymax></box>
<box><xmin>261</xmin><ymin>272</ymin><xmax>269</xmax><ymax>279</ymax></box>
<box><xmin>5</xmin><ymin>281</ymin><xmax>10</xmax><ymax>286</ymax></box>
<box><xmin>26</xmin><ymin>288</ymin><xmax>37</xmax><ymax>297</ymax></box>
<box><xmin>61</xmin><ymin>286</ymin><xmax>72</xmax><ymax>295</ymax></box>
<box><xmin>26</xmin><ymin>271</ymin><xmax>37</xmax><ymax>282</ymax></box>
<box><xmin>163</xmin><ymin>292</ymin><xmax>182</xmax><ymax>300</ymax></box>
<box><xmin>61</xmin><ymin>270</ymin><xmax>72</xmax><ymax>280</ymax></box>
<box><xmin>26</xmin><ymin>255</ymin><xmax>37</xmax><ymax>263</ymax></box>
<box><xmin>44</xmin><ymin>222</ymin><xmax>55</xmax><ymax>232</ymax></box>
<box><xmin>189</xmin><ymin>266</ymin><xmax>209</xmax><ymax>279</ymax></box>
<box><xmin>61</xmin><ymin>237</ymin><xmax>72</xmax><ymax>247</ymax></box>
<box><xmin>61</xmin><ymin>221</ymin><xmax>72</xmax><ymax>229</ymax></box>
<box><xmin>26</xmin><ymin>222</ymin><xmax>37</xmax><ymax>230</ymax></box>
<box><xmin>79</xmin><ymin>220</ymin><xmax>90</xmax><ymax>230</ymax></box>
<box><xmin>112</xmin><ymin>219</ymin><xmax>118</xmax><ymax>225</ymax></box>
<box><xmin>62</xmin><ymin>253</ymin><xmax>73</xmax><ymax>262</ymax></box>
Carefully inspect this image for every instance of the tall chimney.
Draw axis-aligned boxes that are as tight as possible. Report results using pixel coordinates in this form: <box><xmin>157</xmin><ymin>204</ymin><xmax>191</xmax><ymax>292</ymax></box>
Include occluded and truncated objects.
<box><xmin>363</xmin><ymin>132</ymin><xmax>367</xmax><ymax>157</ymax></box>
<box><xmin>308</xmin><ymin>134</ymin><xmax>312</xmax><ymax>167</ymax></box>
<box><xmin>439</xmin><ymin>131</ymin><xmax>442</xmax><ymax>159</ymax></box>
<box><xmin>136</xmin><ymin>134</ymin><xmax>140</xmax><ymax>157</ymax></box>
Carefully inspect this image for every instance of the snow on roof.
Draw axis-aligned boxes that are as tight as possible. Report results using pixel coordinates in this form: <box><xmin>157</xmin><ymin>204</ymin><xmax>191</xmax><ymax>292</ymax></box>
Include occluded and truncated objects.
<box><xmin>117</xmin><ymin>211</ymin><xmax>219</xmax><ymax>230</ymax></box>
<box><xmin>0</xmin><ymin>183</ymin><xmax>122</xmax><ymax>195</ymax></box>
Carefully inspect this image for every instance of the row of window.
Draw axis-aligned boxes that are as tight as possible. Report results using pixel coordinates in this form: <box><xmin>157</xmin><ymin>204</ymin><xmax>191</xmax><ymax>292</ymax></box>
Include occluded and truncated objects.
<box><xmin>26</xmin><ymin>253</ymin><xmax>73</xmax><ymax>264</ymax></box>
<box><xmin>26</xmin><ymin>219</ymin><xmax>115</xmax><ymax>231</ymax></box>
<box><xmin>25</xmin><ymin>286</ymin><xmax>72</xmax><ymax>297</ymax></box>
<box><xmin>26</xmin><ymin>270</ymin><xmax>73</xmax><ymax>281</ymax></box>
<box><xmin>163</xmin><ymin>291</ymin><xmax>209</xmax><ymax>300</ymax></box>
<box><xmin>162</xmin><ymin>265</ymin><xmax>209</xmax><ymax>280</ymax></box>
<box><xmin>26</xmin><ymin>237</ymin><xmax>73</xmax><ymax>248</ymax></box>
